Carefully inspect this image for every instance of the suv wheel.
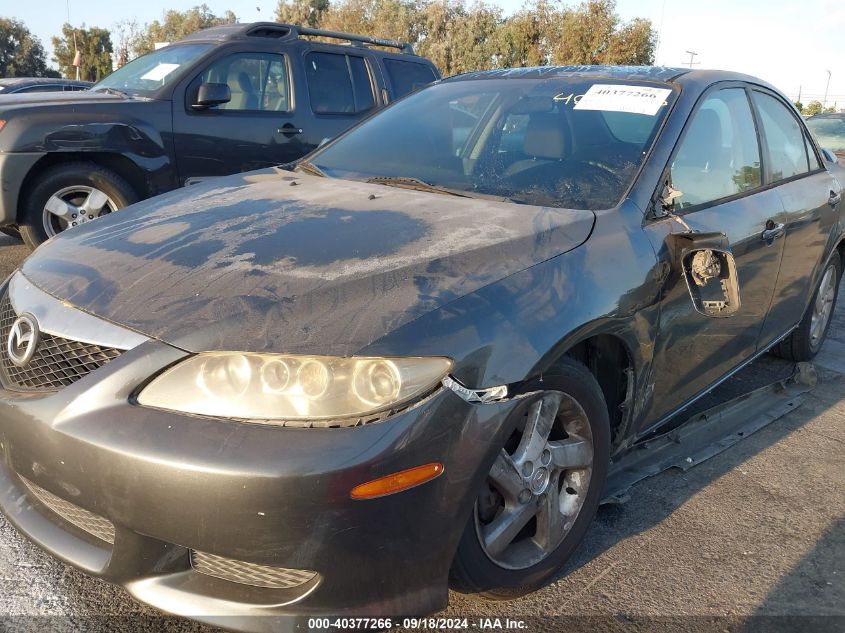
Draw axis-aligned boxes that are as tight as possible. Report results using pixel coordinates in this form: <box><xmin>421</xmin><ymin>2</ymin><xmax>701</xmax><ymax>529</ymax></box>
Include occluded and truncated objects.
<box><xmin>20</xmin><ymin>162</ymin><xmax>138</xmax><ymax>249</ymax></box>
<box><xmin>450</xmin><ymin>358</ymin><xmax>610</xmax><ymax>598</ymax></box>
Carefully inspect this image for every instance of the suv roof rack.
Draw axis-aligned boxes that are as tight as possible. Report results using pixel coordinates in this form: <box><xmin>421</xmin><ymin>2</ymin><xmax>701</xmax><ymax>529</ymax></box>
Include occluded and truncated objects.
<box><xmin>242</xmin><ymin>22</ymin><xmax>415</xmax><ymax>54</ymax></box>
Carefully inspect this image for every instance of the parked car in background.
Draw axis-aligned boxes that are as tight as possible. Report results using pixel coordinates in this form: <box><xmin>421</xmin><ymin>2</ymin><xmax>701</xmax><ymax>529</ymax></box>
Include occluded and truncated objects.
<box><xmin>0</xmin><ymin>78</ymin><xmax>92</xmax><ymax>95</ymax></box>
<box><xmin>0</xmin><ymin>22</ymin><xmax>439</xmax><ymax>248</ymax></box>
<box><xmin>0</xmin><ymin>66</ymin><xmax>842</xmax><ymax>630</ymax></box>
<box><xmin>806</xmin><ymin>113</ymin><xmax>845</xmax><ymax>164</ymax></box>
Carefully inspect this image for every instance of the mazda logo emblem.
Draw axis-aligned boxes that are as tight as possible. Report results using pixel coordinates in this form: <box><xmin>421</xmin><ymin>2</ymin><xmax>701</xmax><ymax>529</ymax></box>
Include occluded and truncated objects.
<box><xmin>7</xmin><ymin>314</ymin><xmax>40</xmax><ymax>367</ymax></box>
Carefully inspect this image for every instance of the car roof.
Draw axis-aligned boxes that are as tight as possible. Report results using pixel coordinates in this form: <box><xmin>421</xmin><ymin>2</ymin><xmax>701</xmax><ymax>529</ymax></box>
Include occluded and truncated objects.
<box><xmin>445</xmin><ymin>66</ymin><xmax>780</xmax><ymax>92</ymax></box>
<box><xmin>807</xmin><ymin>112</ymin><xmax>845</xmax><ymax>119</ymax></box>
<box><xmin>176</xmin><ymin>21</ymin><xmax>418</xmax><ymax>56</ymax></box>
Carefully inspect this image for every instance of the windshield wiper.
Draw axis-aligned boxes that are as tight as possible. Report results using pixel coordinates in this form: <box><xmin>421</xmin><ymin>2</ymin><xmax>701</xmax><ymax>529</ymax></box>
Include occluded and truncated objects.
<box><xmin>366</xmin><ymin>176</ymin><xmax>473</xmax><ymax>198</ymax></box>
<box><xmin>93</xmin><ymin>86</ymin><xmax>129</xmax><ymax>98</ymax></box>
<box><xmin>295</xmin><ymin>160</ymin><xmax>327</xmax><ymax>178</ymax></box>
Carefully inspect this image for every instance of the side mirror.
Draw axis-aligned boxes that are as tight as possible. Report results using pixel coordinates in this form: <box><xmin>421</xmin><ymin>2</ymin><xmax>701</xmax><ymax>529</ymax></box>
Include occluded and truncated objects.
<box><xmin>821</xmin><ymin>148</ymin><xmax>837</xmax><ymax>164</ymax></box>
<box><xmin>193</xmin><ymin>82</ymin><xmax>231</xmax><ymax>110</ymax></box>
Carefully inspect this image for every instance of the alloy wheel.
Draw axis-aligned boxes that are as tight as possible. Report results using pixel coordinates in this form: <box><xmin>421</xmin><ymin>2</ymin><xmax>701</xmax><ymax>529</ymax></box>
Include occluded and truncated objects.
<box><xmin>475</xmin><ymin>391</ymin><xmax>594</xmax><ymax>570</ymax></box>
<box><xmin>811</xmin><ymin>264</ymin><xmax>837</xmax><ymax>347</ymax></box>
<box><xmin>42</xmin><ymin>186</ymin><xmax>118</xmax><ymax>237</ymax></box>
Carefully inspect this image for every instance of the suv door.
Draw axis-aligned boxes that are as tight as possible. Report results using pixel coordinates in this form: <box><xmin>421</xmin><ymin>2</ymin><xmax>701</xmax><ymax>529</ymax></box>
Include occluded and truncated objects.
<box><xmin>643</xmin><ymin>86</ymin><xmax>786</xmax><ymax>422</ymax></box>
<box><xmin>173</xmin><ymin>51</ymin><xmax>307</xmax><ymax>184</ymax></box>
<box><xmin>750</xmin><ymin>89</ymin><xmax>842</xmax><ymax>347</ymax></box>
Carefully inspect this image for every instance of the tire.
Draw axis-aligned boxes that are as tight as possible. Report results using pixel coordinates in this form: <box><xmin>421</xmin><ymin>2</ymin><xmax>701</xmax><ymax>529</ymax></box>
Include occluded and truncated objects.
<box><xmin>19</xmin><ymin>162</ymin><xmax>138</xmax><ymax>249</ymax></box>
<box><xmin>450</xmin><ymin>357</ymin><xmax>610</xmax><ymax>599</ymax></box>
<box><xmin>772</xmin><ymin>251</ymin><xmax>842</xmax><ymax>362</ymax></box>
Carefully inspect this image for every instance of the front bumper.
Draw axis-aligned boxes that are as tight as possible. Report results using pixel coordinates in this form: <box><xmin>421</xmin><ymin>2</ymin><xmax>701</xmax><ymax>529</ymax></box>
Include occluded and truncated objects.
<box><xmin>0</xmin><ymin>152</ymin><xmax>45</xmax><ymax>224</ymax></box>
<box><xmin>0</xmin><ymin>338</ymin><xmax>520</xmax><ymax>631</ymax></box>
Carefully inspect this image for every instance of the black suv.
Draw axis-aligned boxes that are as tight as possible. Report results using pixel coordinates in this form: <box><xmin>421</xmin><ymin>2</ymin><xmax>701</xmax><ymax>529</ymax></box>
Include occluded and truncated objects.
<box><xmin>0</xmin><ymin>23</ymin><xmax>439</xmax><ymax>248</ymax></box>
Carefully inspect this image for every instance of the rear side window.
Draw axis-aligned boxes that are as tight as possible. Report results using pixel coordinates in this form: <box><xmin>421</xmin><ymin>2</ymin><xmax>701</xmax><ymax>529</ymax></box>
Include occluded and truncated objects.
<box><xmin>670</xmin><ymin>88</ymin><xmax>762</xmax><ymax>209</ymax></box>
<box><xmin>753</xmin><ymin>91</ymin><xmax>811</xmax><ymax>181</ymax></box>
<box><xmin>383</xmin><ymin>59</ymin><xmax>436</xmax><ymax>99</ymax></box>
<box><xmin>305</xmin><ymin>52</ymin><xmax>375</xmax><ymax>114</ymax></box>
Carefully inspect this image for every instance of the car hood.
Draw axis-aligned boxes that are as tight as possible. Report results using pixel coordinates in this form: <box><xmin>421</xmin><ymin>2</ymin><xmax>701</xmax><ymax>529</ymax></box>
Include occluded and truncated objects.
<box><xmin>0</xmin><ymin>90</ymin><xmax>125</xmax><ymax>108</ymax></box>
<box><xmin>20</xmin><ymin>168</ymin><xmax>595</xmax><ymax>356</ymax></box>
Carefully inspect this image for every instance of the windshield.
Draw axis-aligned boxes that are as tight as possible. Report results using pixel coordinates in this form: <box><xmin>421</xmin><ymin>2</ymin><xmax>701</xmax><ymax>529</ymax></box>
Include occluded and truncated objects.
<box><xmin>93</xmin><ymin>43</ymin><xmax>213</xmax><ymax>96</ymax></box>
<box><xmin>807</xmin><ymin>117</ymin><xmax>845</xmax><ymax>152</ymax></box>
<box><xmin>310</xmin><ymin>77</ymin><xmax>675</xmax><ymax>210</ymax></box>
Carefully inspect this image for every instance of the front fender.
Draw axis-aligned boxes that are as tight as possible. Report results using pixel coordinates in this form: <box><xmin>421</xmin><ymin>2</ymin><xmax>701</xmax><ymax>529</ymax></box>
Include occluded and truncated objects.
<box><xmin>360</xmin><ymin>200</ymin><xmax>664</xmax><ymax>427</ymax></box>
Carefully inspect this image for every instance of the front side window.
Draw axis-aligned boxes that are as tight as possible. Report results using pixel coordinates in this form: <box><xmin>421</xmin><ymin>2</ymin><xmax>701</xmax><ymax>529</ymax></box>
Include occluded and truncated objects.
<box><xmin>305</xmin><ymin>52</ymin><xmax>375</xmax><ymax>114</ymax></box>
<box><xmin>310</xmin><ymin>78</ymin><xmax>676</xmax><ymax>210</ymax></box>
<box><xmin>384</xmin><ymin>59</ymin><xmax>437</xmax><ymax>99</ymax></box>
<box><xmin>93</xmin><ymin>43</ymin><xmax>213</xmax><ymax>96</ymax></box>
<box><xmin>753</xmin><ymin>91</ymin><xmax>811</xmax><ymax>181</ymax></box>
<box><xmin>200</xmin><ymin>53</ymin><xmax>289</xmax><ymax>112</ymax></box>
<box><xmin>670</xmin><ymin>88</ymin><xmax>762</xmax><ymax>209</ymax></box>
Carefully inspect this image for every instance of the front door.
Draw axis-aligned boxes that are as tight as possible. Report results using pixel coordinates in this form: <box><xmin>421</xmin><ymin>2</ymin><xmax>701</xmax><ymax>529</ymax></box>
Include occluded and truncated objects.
<box><xmin>643</xmin><ymin>86</ymin><xmax>786</xmax><ymax>423</ymax></box>
<box><xmin>173</xmin><ymin>51</ymin><xmax>309</xmax><ymax>184</ymax></box>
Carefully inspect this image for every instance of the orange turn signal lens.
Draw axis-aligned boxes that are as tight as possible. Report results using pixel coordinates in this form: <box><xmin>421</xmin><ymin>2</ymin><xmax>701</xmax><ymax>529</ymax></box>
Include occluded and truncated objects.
<box><xmin>0</xmin><ymin>120</ymin><xmax>5</xmax><ymax>132</ymax></box>
<box><xmin>350</xmin><ymin>463</ymin><xmax>444</xmax><ymax>500</ymax></box>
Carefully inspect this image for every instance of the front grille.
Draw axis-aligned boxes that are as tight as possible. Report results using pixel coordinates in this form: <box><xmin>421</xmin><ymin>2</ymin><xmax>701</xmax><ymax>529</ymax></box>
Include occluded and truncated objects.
<box><xmin>191</xmin><ymin>551</ymin><xmax>317</xmax><ymax>589</ymax></box>
<box><xmin>20</xmin><ymin>477</ymin><xmax>115</xmax><ymax>544</ymax></box>
<box><xmin>0</xmin><ymin>293</ymin><xmax>122</xmax><ymax>392</ymax></box>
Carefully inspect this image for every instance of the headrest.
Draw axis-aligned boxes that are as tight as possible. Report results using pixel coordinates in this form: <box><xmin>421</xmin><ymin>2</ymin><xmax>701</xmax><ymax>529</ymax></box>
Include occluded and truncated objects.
<box><xmin>523</xmin><ymin>113</ymin><xmax>569</xmax><ymax>160</ymax></box>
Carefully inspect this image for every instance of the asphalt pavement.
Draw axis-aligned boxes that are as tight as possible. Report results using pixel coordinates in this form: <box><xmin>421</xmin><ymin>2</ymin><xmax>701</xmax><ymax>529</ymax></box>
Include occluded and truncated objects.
<box><xmin>0</xmin><ymin>233</ymin><xmax>842</xmax><ymax>633</ymax></box>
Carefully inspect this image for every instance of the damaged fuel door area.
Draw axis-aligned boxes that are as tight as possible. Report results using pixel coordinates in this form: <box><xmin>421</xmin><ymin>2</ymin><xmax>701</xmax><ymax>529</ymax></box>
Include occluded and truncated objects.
<box><xmin>672</xmin><ymin>232</ymin><xmax>741</xmax><ymax>317</ymax></box>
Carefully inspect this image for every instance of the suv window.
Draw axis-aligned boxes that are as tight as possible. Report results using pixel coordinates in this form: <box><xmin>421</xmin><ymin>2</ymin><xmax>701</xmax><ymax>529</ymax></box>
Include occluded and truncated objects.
<box><xmin>671</xmin><ymin>88</ymin><xmax>762</xmax><ymax>209</ymax></box>
<box><xmin>807</xmin><ymin>117</ymin><xmax>845</xmax><ymax>153</ymax></box>
<box><xmin>201</xmin><ymin>53</ymin><xmax>289</xmax><ymax>112</ymax></box>
<box><xmin>383</xmin><ymin>59</ymin><xmax>436</xmax><ymax>99</ymax></box>
<box><xmin>305</xmin><ymin>52</ymin><xmax>375</xmax><ymax>114</ymax></box>
<box><xmin>753</xmin><ymin>91</ymin><xmax>811</xmax><ymax>181</ymax></box>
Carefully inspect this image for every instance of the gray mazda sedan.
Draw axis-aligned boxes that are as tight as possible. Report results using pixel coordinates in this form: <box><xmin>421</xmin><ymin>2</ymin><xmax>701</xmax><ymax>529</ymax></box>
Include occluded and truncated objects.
<box><xmin>0</xmin><ymin>66</ymin><xmax>843</xmax><ymax>631</ymax></box>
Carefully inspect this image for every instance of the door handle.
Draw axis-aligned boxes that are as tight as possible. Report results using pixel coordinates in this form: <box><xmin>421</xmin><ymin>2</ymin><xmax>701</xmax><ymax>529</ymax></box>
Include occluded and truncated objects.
<box><xmin>277</xmin><ymin>123</ymin><xmax>303</xmax><ymax>136</ymax></box>
<box><xmin>830</xmin><ymin>190</ymin><xmax>842</xmax><ymax>207</ymax></box>
<box><xmin>761</xmin><ymin>221</ymin><xmax>785</xmax><ymax>243</ymax></box>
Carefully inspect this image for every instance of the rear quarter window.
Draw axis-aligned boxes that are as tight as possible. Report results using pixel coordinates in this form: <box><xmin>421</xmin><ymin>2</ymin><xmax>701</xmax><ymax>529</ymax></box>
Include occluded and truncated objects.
<box><xmin>383</xmin><ymin>59</ymin><xmax>437</xmax><ymax>99</ymax></box>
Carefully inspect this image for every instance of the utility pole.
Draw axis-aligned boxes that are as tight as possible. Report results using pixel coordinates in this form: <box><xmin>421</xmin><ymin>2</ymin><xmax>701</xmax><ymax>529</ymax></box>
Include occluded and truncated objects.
<box><xmin>685</xmin><ymin>50</ymin><xmax>699</xmax><ymax>69</ymax></box>
<box><xmin>655</xmin><ymin>0</ymin><xmax>668</xmax><ymax>66</ymax></box>
<box><xmin>823</xmin><ymin>70</ymin><xmax>832</xmax><ymax>109</ymax></box>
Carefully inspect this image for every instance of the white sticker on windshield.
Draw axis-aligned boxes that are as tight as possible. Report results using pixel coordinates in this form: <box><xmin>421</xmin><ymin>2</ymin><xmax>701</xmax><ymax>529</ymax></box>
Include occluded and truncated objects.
<box><xmin>573</xmin><ymin>84</ymin><xmax>672</xmax><ymax>116</ymax></box>
<box><xmin>140</xmin><ymin>63</ymin><xmax>180</xmax><ymax>82</ymax></box>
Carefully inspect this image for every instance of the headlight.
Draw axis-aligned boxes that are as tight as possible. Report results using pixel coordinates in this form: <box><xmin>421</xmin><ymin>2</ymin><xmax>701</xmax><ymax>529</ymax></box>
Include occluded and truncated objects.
<box><xmin>137</xmin><ymin>353</ymin><xmax>452</xmax><ymax>422</ymax></box>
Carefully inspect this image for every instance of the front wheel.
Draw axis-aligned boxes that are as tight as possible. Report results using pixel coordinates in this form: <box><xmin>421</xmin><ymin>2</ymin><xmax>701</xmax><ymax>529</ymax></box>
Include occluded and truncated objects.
<box><xmin>772</xmin><ymin>251</ymin><xmax>842</xmax><ymax>361</ymax></box>
<box><xmin>450</xmin><ymin>358</ymin><xmax>610</xmax><ymax>598</ymax></box>
<box><xmin>19</xmin><ymin>162</ymin><xmax>138</xmax><ymax>249</ymax></box>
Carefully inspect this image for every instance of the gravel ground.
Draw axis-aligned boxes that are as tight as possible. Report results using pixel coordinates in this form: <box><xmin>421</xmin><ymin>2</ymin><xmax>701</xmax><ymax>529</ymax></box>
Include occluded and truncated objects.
<box><xmin>0</xmin><ymin>233</ymin><xmax>842</xmax><ymax>632</ymax></box>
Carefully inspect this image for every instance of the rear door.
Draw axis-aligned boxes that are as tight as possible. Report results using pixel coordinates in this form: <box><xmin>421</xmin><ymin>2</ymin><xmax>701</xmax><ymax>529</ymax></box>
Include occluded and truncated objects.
<box><xmin>750</xmin><ymin>89</ymin><xmax>841</xmax><ymax>346</ymax></box>
<box><xmin>173</xmin><ymin>50</ymin><xmax>308</xmax><ymax>183</ymax></box>
<box><xmin>643</xmin><ymin>85</ymin><xmax>786</xmax><ymax>423</ymax></box>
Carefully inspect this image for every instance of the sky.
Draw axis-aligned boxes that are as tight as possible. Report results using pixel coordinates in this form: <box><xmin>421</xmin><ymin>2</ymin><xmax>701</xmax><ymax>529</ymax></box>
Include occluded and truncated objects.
<box><xmin>6</xmin><ymin>0</ymin><xmax>845</xmax><ymax>106</ymax></box>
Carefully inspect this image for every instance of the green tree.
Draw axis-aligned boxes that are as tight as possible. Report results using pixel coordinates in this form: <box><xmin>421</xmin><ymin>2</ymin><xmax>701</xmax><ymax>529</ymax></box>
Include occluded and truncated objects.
<box><xmin>553</xmin><ymin>0</ymin><xmax>654</xmax><ymax>65</ymax></box>
<box><xmin>275</xmin><ymin>0</ymin><xmax>330</xmax><ymax>27</ymax></box>
<box><xmin>52</xmin><ymin>24</ymin><xmax>113</xmax><ymax>81</ymax></box>
<box><xmin>803</xmin><ymin>101</ymin><xmax>824</xmax><ymax>116</ymax></box>
<box><xmin>0</xmin><ymin>17</ymin><xmax>58</xmax><ymax>77</ymax></box>
<box><xmin>793</xmin><ymin>100</ymin><xmax>804</xmax><ymax>113</ymax></box>
<box><xmin>133</xmin><ymin>5</ymin><xmax>237</xmax><ymax>56</ymax></box>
